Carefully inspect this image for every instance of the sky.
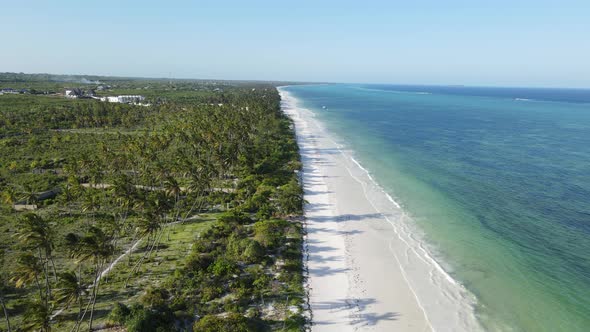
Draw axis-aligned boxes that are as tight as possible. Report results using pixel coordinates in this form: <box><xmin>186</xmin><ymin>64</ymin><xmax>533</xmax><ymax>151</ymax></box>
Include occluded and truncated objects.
<box><xmin>1</xmin><ymin>0</ymin><xmax>589</xmax><ymax>88</ymax></box>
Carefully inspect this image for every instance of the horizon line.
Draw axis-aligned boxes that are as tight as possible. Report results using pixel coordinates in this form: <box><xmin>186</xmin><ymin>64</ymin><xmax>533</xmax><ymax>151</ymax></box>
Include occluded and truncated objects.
<box><xmin>1</xmin><ymin>70</ymin><xmax>589</xmax><ymax>91</ymax></box>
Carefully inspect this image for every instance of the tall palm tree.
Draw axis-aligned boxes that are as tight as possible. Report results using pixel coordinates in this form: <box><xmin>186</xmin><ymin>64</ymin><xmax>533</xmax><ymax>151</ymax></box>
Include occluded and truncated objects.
<box><xmin>0</xmin><ymin>282</ymin><xmax>10</xmax><ymax>332</ymax></box>
<box><xmin>19</xmin><ymin>184</ymin><xmax>38</xmax><ymax>206</ymax></box>
<box><xmin>1</xmin><ymin>186</ymin><xmax>17</xmax><ymax>212</ymax></box>
<box><xmin>182</xmin><ymin>168</ymin><xmax>213</xmax><ymax>220</ymax></box>
<box><xmin>11</xmin><ymin>253</ymin><xmax>43</xmax><ymax>300</ymax></box>
<box><xmin>54</xmin><ymin>270</ymin><xmax>87</xmax><ymax>323</ymax></box>
<box><xmin>164</xmin><ymin>175</ymin><xmax>182</xmax><ymax>206</ymax></box>
<box><xmin>21</xmin><ymin>300</ymin><xmax>51</xmax><ymax>332</ymax></box>
<box><xmin>0</xmin><ymin>250</ymin><xmax>12</xmax><ymax>332</ymax></box>
<box><xmin>134</xmin><ymin>206</ymin><xmax>163</xmax><ymax>244</ymax></box>
<box><xmin>125</xmin><ymin>208</ymin><xmax>162</xmax><ymax>286</ymax></box>
<box><xmin>14</xmin><ymin>213</ymin><xmax>57</xmax><ymax>283</ymax></box>
<box><xmin>163</xmin><ymin>175</ymin><xmax>182</xmax><ymax>239</ymax></box>
<box><xmin>81</xmin><ymin>192</ymin><xmax>101</xmax><ymax>224</ymax></box>
<box><xmin>72</xmin><ymin>227</ymin><xmax>114</xmax><ymax>332</ymax></box>
<box><xmin>57</xmin><ymin>180</ymin><xmax>79</xmax><ymax>216</ymax></box>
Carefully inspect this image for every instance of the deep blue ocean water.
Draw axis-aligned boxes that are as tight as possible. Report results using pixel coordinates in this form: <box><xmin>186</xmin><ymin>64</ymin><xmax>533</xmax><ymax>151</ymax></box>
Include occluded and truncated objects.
<box><xmin>283</xmin><ymin>84</ymin><xmax>590</xmax><ymax>331</ymax></box>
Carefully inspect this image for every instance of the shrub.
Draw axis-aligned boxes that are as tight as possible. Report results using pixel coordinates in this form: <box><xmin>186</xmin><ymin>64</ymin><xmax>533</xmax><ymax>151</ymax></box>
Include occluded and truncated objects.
<box><xmin>201</xmin><ymin>284</ymin><xmax>223</xmax><ymax>302</ymax></box>
<box><xmin>253</xmin><ymin>219</ymin><xmax>288</xmax><ymax>248</ymax></box>
<box><xmin>124</xmin><ymin>304</ymin><xmax>174</xmax><ymax>332</ymax></box>
<box><xmin>107</xmin><ymin>302</ymin><xmax>131</xmax><ymax>325</ymax></box>
<box><xmin>255</xmin><ymin>203</ymin><xmax>275</xmax><ymax>220</ymax></box>
<box><xmin>243</xmin><ymin>185</ymin><xmax>273</xmax><ymax>213</ymax></box>
<box><xmin>209</xmin><ymin>257</ymin><xmax>239</xmax><ymax>278</ymax></box>
<box><xmin>193</xmin><ymin>313</ymin><xmax>256</xmax><ymax>332</ymax></box>
<box><xmin>140</xmin><ymin>286</ymin><xmax>170</xmax><ymax>309</ymax></box>
<box><xmin>236</xmin><ymin>175</ymin><xmax>259</xmax><ymax>200</ymax></box>
<box><xmin>242</xmin><ymin>240</ymin><xmax>264</xmax><ymax>263</ymax></box>
<box><xmin>125</xmin><ymin>307</ymin><xmax>153</xmax><ymax>332</ymax></box>
<box><xmin>185</xmin><ymin>252</ymin><xmax>214</xmax><ymax>271</ymax></box>
<box><xmin>285</xmin><ymin>313</ymin><xmax>306</xmax><ymax>329</ymax></box>
<box><xmin>218</xmin><ymin>210</ymin><xmax>252</xmax><ymax>225</ymax></box>
<box><xmin>276</xmin><ymin>179</ymin><xmax>304</xmax><ymax>215</ymax></box>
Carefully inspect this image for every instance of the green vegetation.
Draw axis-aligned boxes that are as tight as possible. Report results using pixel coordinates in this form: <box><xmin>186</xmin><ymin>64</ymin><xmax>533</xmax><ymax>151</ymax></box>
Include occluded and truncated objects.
<box><xmin>0</xmin><ymin>73</ymin><xmax>305</xmax><ymax>331</ymax></box>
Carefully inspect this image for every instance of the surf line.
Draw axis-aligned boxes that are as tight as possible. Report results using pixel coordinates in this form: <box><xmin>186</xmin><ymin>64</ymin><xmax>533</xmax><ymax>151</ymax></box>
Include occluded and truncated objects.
<box><xmin>299</xmin><ymin>103</ymin><xmax>437</xmax><ymax>330</ymax></box>
<box><xmin>324</xmin><ymin>131</ymin><xmax>458</xmax><ymax>286</ymax></box>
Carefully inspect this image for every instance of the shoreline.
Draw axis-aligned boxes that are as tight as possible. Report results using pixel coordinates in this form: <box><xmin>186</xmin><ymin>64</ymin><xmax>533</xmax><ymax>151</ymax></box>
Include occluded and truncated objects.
<box><xmin>279</xmin><ymin>87</ymin><xmax>482</xmax><ymax>332</ymax></box>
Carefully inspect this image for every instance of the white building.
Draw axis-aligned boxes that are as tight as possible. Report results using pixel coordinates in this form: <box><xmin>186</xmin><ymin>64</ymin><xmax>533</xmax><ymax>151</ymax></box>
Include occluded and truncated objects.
<box><xmin>65</xmin><ymin>88</ymin><xmax>85</xmax><ymax>99</ymax></box>
<box><xmin>65</xmin><ymin>90</ymin><xmax>77</xmax><ymax>99</ymax></box>
<box><xmin>1</xmin><ymin>88</ymin><xmax>17</xmax><ymax>95</ymax></box>
<box><xmin>101</xmin><ymin>95</ymin><xmax>145</xmax><ymax>103</ymax></box>
<box><xmin>117</xmin><ymin>95</ymin><xmax>145</xmax><ymax>103</ymax></box>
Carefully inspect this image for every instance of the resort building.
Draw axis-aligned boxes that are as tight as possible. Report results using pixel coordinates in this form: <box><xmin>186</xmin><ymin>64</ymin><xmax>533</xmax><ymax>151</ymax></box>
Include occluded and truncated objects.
<box><xmin>0</xmin><ymin>88</ymin><xmax>18</xmax><ymax>95</ymax></box>
<box><xmin>65</xmin><ymin>88</ymin><xmax>84</xmax><ymax>98</ymax></box>
<box><xmin>96</xmin><ymin>95</ymin><xmax>147</xmax><ymax>104</ymax></box>
<box><xmin>117</xmin><ymin>95</ymin><xmax>145</xmax><ymax>103</ymax></box>
<box><xmin>100</xmin><ymin>95</ymin><xmax>145</xmax><ymax>103</ymax></box>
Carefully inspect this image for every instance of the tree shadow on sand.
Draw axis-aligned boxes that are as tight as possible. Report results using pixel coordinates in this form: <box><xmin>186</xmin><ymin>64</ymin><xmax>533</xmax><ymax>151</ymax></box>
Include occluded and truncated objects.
<box><xmin>306</xmin><ymin>227</ymin><xmax>363</xmax><ymax>236</ymax></box>
<box><xmin>310</xmin><ymin>213</ymin><xmax>384</xmax><ymax>223</ymax></box>
<box><xmin>307</xmin><ymin>244</ymin><xmax>339</xmax><ymax>252</ymax></box>
<box><xmin>300</xmin><ymin>147</ymin><xmax>341</xmax><ymax>156</ymax></box>
<box><xmin>304</xmin><ymin>202</ymin><xmax>333</xmax><ymax>212</ymax></box>
<box><xmin>308</xmin><ymin>266</ymin><xmax>349</xmax><ymax>276</ymax></box>
<box><xmin>312</xmin><ymin>298</ymin><xmax>399</xmax><ymax>326</ymax></box>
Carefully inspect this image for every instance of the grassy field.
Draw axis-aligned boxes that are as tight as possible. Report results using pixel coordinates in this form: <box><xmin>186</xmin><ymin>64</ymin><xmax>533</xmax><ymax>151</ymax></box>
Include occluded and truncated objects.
<box><xmin>1</xmin><ymin>215</ymin><xmax>216</xmax><ymax>331</ymax></box>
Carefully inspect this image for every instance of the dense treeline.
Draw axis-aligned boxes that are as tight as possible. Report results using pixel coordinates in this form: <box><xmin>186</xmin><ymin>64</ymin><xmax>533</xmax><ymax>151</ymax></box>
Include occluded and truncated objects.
<box><xmin>0</xmin><ymin>78</ymin><xmax>305</xmax><ymax>331</ymax></box>
<box><xmin>0</xmin><ymin>95</ymin><xmax>153</xmax><ymax>135</ymax></box>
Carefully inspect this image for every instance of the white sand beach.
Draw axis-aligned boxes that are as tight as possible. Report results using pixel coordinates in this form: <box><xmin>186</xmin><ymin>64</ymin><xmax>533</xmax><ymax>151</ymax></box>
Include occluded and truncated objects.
<box><xmin>279</xmin><ymin>88</ymin><xmax>482</xmax><ymax>332</ymax></box>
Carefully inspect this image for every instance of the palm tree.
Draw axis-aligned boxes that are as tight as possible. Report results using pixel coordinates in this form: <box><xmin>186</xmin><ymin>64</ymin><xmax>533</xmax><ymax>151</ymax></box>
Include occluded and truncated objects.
<box><xmin>134</xmin><ymin>210</ymin><xmax>162</xmax><ymax>243</ymax></box>
<box><xmin>81</xmin><ymin>192</ymin><xmax>101</xmax><ymax>223</ymax></box>
<box><xmin>110</xmin><ymin>174</ymin><xmax>134</xmax><ymax>212</ymax></box>
<box><xmin>125</xmin><ymin>209</ymin><xmax>162</xmax><ymax>286</ymax></box>
<box><xmin>54</xmin><ymin>270</ymin><xmax>87</xmax><ymax>323</ymax></box>
<box><xmin>163</xmin><ymin>175</ymin><xmax>182</xmax><ymax>239</ymax></box>
<box><xmin>164</xmin><ymin>175</ymin><xmax>182</xmax><ymax>207</ymax></box>
<box><xmin>87</xmin><ymin>161</ymin><xmax>104</xmax><ymax>187</ymax></box>
<box><xmin>77</xmin><ymin>153</ymin><xmax>93</xmax><ymax>176</ymax></box>
<box><xmin>14</xmin><ymin>213</ymin><xmax>57</xmax><ymax>283</ymax></box>
<box><xmin>57</xmin><ymin>181</ymin><xmax>78</xmax><ymax>216</ymax></box>
<box><xmin>11</xmin><ymin>253</ymin><xmax>43</xmax><ymax>300</ymax></box>
<box><xmin>21</xmin><ymin>300</ymin><xmax>51</xmax><ymax>332</ymax></box>
<box><xmin>0</xmin><ymin>283</ymin><xmax>10</xmax><ymax>332</ymax></box>
<box><xmin>1</xmin><ymin>186</ymin><xmax>17</xmax><ymax>212</ymax></box>
<box><xmin>19</xmin><ymin>184</ymin><xmax>38</xmax><ymax>206</ymax></box>
<box><xmin>62</xmin><ymin>233</ymin><xmax>88</xmax><ymax>330</ymax></box>
<box><xmin>0</xmin><ymin>250</ymin><xmax>12</xmax><ymax>332</ymax></box>
<box><xmin>72</xmin><ymin>227</ymin><xmax>114</xmax><ymax>332</ymax></box>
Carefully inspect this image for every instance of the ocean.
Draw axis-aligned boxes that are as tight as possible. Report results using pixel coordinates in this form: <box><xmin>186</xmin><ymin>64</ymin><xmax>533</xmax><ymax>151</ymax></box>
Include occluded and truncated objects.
<box><xmin>282</xmin><ymin>84</ymin><xmax>590</xmax><ymax>332</ymax></box>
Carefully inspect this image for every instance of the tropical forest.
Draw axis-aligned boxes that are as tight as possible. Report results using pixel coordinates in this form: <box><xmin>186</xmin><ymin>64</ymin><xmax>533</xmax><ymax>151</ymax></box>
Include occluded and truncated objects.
<box><xmin>0</xmin><ymin>73</ymin><xmax>306</xmax><ymax>331</ymax></box>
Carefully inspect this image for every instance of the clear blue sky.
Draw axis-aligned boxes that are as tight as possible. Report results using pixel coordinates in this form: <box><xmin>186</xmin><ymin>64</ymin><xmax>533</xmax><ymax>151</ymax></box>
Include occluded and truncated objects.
<box><xmin>1</xmin><ymin>0</ymin><xmax>589</xmax><ymax>88</ymax></box>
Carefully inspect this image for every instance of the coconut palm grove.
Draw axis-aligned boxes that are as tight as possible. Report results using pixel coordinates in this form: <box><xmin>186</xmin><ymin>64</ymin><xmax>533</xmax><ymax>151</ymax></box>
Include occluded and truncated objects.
<box><xmin>0</xmin><ymin>73</ymin><xmax>306</xmax><ymax>331</ymax></box>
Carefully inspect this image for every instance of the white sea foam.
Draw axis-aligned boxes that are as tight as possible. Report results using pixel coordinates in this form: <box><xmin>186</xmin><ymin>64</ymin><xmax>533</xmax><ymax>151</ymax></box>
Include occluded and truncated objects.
<box><xmin>355</xmin><ymin>86</ymin><xmax>433</xmax><ymax>95</ymax></box>
<box><xmin>385</xmin><ymin>192</ymin><xmax>401</xmax><ymax>209</ymax></box>
<box><xmin>514</xmin><ymin>98</ymin><xmax>533</xmax><ymax>101</ymax></box>
<box><xmin>350</xmin><ymin>157</ymin><xmax>375</xmax><ymax>182</ymax></box>
<box><xmin>345</xmin><ymin>156</ymin><xmax>459</xmax><ymax>286</ymax></box>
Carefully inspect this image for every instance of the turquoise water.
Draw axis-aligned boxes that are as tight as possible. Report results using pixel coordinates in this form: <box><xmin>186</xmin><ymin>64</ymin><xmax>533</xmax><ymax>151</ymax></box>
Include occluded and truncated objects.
<box><xmin>283</xmin><ymin>84</ymin><xmax>590</xmax><ymax>332</ymax></box>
